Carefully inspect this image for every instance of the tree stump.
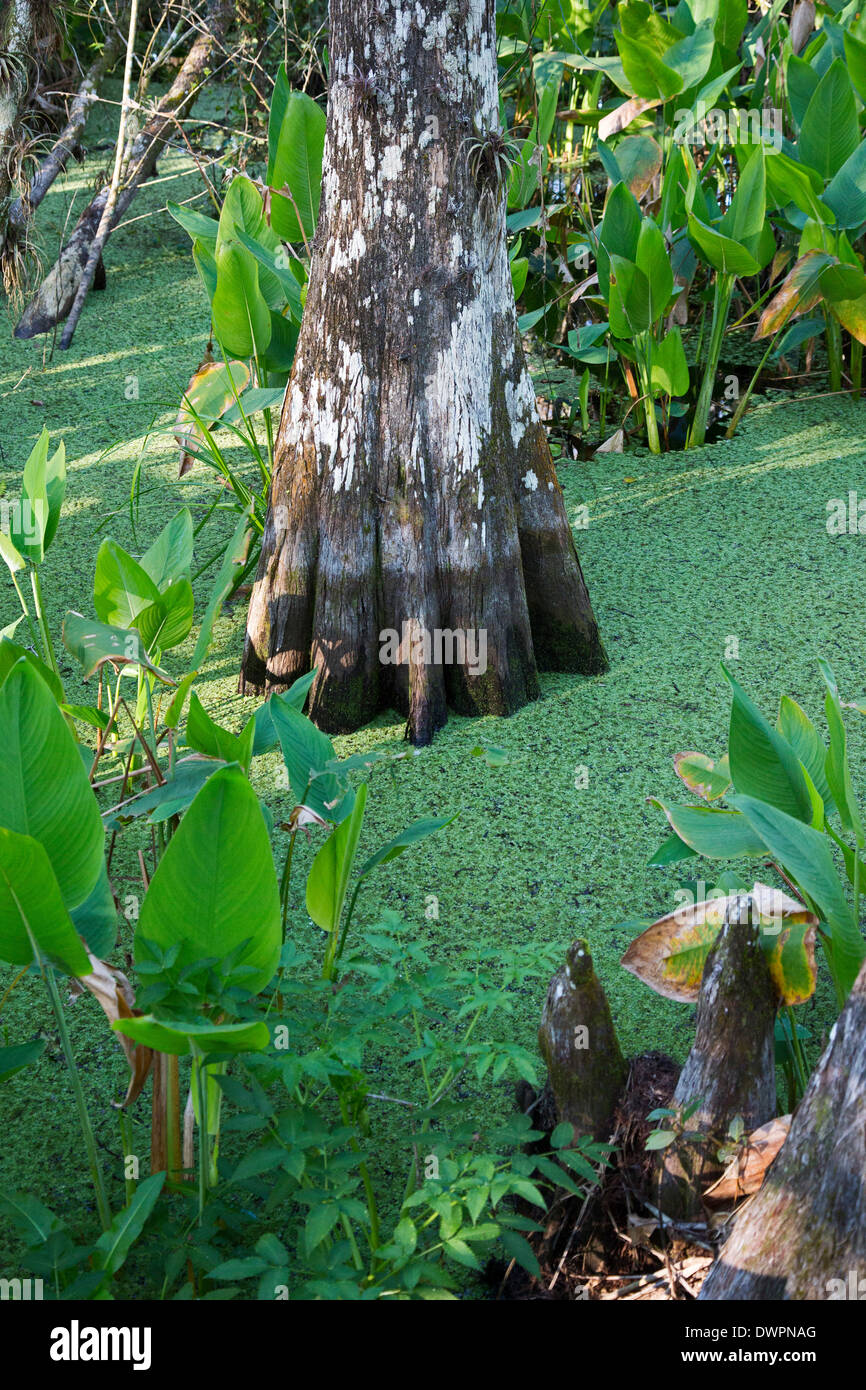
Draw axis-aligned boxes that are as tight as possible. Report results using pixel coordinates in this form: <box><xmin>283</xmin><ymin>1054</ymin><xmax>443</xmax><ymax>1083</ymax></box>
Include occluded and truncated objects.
<box><xmin>660</xmin><ymin>896</ymin><xmax>777</xmax><ymax>1219</ymax></box>
<box><xmin>537</xmin><ymin>939</ymin><xmax>627</xmax><ymax>1143</ymax></box>
<box><xmin>700</xmin><ymin>955</ymin><xmax>866</xmax><ymax>1300</ymax></box>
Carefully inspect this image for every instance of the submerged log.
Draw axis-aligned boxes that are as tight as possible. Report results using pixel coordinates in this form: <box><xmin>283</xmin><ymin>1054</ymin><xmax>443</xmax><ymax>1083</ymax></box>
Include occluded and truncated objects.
<box><xmin>700</xmin><ymin>954</ymin><xmax>866</xmax><ymax>1300</ymax></box>
<box><xmin>660</xmin><ymin>895</ymin><xmax>777</xmax><ymax>1219</ymax></box>
<box><xmin>13</xmin><ymin>0</ymin><xmax>231</xmax><ymax>339</ymax></box>
<box><xmin>537</xmin><ymin>939</ymin><xmax>627</xmax><ymax>1143</ymax></box>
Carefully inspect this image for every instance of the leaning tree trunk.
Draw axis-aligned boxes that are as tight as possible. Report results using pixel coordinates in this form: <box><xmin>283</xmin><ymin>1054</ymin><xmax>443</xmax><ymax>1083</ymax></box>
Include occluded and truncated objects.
<box><xmin>700</xmin><ymin>954</ymin><xmax>866</xmax><ymax>1300</ymax></box>
<box><xmin>0</xmin><ymin>0</ymin><xmax>36</xmax><ymax>248</ymax></box>
<box><xmin>13</xmin><ymin>0</ymin><xmax>231</xmax><ymax>339</ymax></box>
<box><xmin>5</xmin><ymin>25</ymin><xmax>124</xmax><ymax>245</ymax></box>
<box><xmin>240</xmin><ymin>0</ymin><xmax>607</xmax><ymax>744</ymax></box>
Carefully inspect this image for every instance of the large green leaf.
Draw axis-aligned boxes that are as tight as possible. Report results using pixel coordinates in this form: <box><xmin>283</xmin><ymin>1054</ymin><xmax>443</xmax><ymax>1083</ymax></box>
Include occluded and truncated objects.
<box><xmin>91</xmin><ymin>1172</ymin><xmax>165</xmax><ymax>1276</ymax></box>
<box><xmin>664</xmin><ymin>22</ymin><xmax>715</xmax><ymax>89</ymax></box>
<box><xmin>114</xmin><ymin>758</ymin><xmax>228</xmax><ymax>826</ymax></box>
<box><xmin>731</xmin><ymin>794</ymin><xmax>865</xmax><ymax>998</ymax></box>
<box><xmin>0</xmin><ymin>637</ymin><xmax>63</xmax><ymax>703</ymax></box>
<box><xmin>0</xmin><ymin>661</ymin><xmax>103</xmax><ymax>911</ymax></box>
<box><xmin>167</xmin><ymin>201</ymin><xmax>219</xmax><ymax>244</ymax></box>
<box><xmin>269</xmin><ymin>700</ymin><xmax>350</xmax><ymax>823</ymax></box>
<box><xmin>0</xmin><ymin>1038</ymin><xmax>46</xmax><ymax>1084</ymax></box>
<box><xmin>190</xmin><ymin>511</ymin><xmax>253</xmax><ymax>671</ymax></box>
<box><xmin>0</xmin><ymin>829</ymin><xmax>90</xmax><ymax>975</ymax></box>
<box><xmin>212</xmin><ymin>239</ymin><xmax>272</xmax><ymax>361</ymax></box>
<box><xmin>776</xmin><ymin>694</ymin><xmax>834</xmax><ymax>813</ymax></box>
<box><xmin>648</xmin><ymin>798</ymin><xmax>766</xmax><ymax>857</ymax></box>
<box><xmin>114</xmin><ymin>1015</ymin><xmax>270</xmax><ymax>1056</ymax></box>
<box><xmin>765</xmin><ymin>151</ymin><xmax>833</xmax><ymax>227</ymax></box>
<box><xmin>719</xmin><ymin>144</ymin><xmax>766</xmax><ymax>247</ymax></box>
<box><xmin>787</xmin><ymin>54</ymin><xmax>819</xmax><ymax>131</ymax></box>
<box><xmin>267</xmin><ymin>63</ymin><xmax>292</xmax><ymax>182</ymax></box>
<box><xmin>358</xmin><ymin>814</ymin><xmax>457</xmax><ymax>877</ymax></box>
<box><xmin>94</xmin><ymin>540</ymin><xmax>161</xmax><ymax>629</ymax></box>
<box><xmin>251</xmin><ymin>669</ymin><xmax>317</xmax><ymax>756</ymax></box>
<box><xmin>135</xmin><ymin>765</ymin><xmax>281</xmax><ymax>996</ymax></box>
<box><xmin>635</xmin><ymin>217</ymin><xmax>673</xmax><ymax>317</ymax></box>
<box><xmin>824</xmin><ymin>140</ymin><xmax>866</xmax><ymax>231</ymax></box>
<box><xmin>186</xmin><ymin>692</ymin><xmax>255</xmax><ymax>769</ymax></box>
<box><xmin>651</xmin><ymin>326</ymin><xmax>690</xmax><ymax>396</ymax></box>
<box><xmin>615</xmin><ymin>6</ymin><xmax>683</xmax><ymax>100</ymax></box>
<box><xmin>236</xmin><ymin>231</ymin><xmax>304</xmax><ymax>321</ymax></box>
<box><xmin>8</xmin><ymin>431</ymin><xmax>66</xmax><ymax>565</ymax></box>
<box><xmin>62</xmin><ymin>612</ymin><xmax>173</xmax><ymax>683</ymax></box>
<box><xmin>70</xmin><ymin>859</ymin><xmax>117</xmax><ymax>959</ymax></box>
<box><xmin>139</xmin><ymin>510</ymin><xmax>194</xmax><ymax>590</ymax></box>
<box><xmin>597</xmin><ymin>181</ymin><xmax>641</xmax><ymax>300</ymax></box>
<box><xmin>218</xmin><ymin>176</ymin><xmax>284</xmax><ymax>308</ymax></box>
<box><xmin>818</xmin><ymin>658</ymin><xmax>864</xmax><ymax>845</ymax></box>
<box><xmin>135</xmin><ymin>578</ymin><xmax>195</xmax><ymax>653</ymax></box>
<box><xmin>609</xmin><ymin>255</ymin><xmax>653</xmax><ymax>336</ymax></box>
<box><xmin>268</xmin><ymin>90</ymin><xmax>326</xmax><ymax>243</ymax></box>
<box><xmin>798</xmin><ymin>60</ymin><xmax>860</xmax><ymax>182</ymax></box>
<box><xmin>306</xmin><ymin>782</ymin><xmax>367</xmax><ymax>932</ymax></box>
<box><xmin>723</xmin><ymin>665</ymin><xmax>812</xmax><ymax>823</ymax></box>
<box><xmin>687</xmin><ymin>214</ymin><xmax>760</xmax><ymax>275</ymax></box>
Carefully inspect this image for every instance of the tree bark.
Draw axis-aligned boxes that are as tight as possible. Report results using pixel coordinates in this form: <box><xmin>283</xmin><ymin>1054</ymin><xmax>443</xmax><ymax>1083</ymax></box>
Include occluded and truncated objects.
<box><xmin>0</xmin><ymin>0</ymin><xmax>36</xmax><ymax>230</ymax></box>
<box><xmin>13</xmin><ymin>0</ymin><xmax>232</xmax><ymax>339</ymax></box>
<box><xmin>700</xmin><ymin>954</ymin><xmax>866</xmax><ymax>1300</ymax></box>
<box><xmin>660</xmin><ymin>897</ymin><xmax>777</xmax><ymax>1219</ymax></box>
<box><xmin>240</xmin><ymin>0</ymin><xmax>607</xmax><ymax>744</ymax></box>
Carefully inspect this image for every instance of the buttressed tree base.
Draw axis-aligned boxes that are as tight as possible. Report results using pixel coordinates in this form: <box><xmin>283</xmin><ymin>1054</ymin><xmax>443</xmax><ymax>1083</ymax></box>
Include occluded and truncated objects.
<box><xmin>240</xmin><ymin>0</ymin><xmax>607</xmax><ymax>744</ymax></box>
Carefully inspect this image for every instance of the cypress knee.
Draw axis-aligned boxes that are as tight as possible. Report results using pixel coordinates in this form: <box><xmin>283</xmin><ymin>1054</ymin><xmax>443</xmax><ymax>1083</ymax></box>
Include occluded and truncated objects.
<box><xmin>537</xmin><ymin>939</ymin><xmax>627</xmax><ymax>1143</ymax></box>
<box><xmin>660</xmin><ymin>895</ymin><xmax>777</xmax><ymax>1219</ymax></box>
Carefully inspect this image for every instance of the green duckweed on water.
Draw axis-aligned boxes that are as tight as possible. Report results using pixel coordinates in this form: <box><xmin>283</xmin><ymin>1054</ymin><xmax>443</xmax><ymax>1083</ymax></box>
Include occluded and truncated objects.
<box><xmin>2</xmin><ymin>96</ymin><xmax>866</xmax><ymax>1282</ymax></box>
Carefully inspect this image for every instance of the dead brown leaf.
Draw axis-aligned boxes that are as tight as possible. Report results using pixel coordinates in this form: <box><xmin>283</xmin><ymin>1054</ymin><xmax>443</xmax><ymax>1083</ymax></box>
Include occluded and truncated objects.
<box><xmin>70</xmin><ymin>953</ymin><xmax>153</xmax><ymax>1107</ymax></box>
<box><xmin>706</xmin><ymin>1115</ymin><xmax>792</xmax><ymax>1200</ymax></box>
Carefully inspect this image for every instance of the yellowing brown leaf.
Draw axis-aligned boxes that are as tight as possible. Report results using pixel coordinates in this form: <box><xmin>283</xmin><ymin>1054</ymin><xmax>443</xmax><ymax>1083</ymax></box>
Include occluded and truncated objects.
<box><xmin>175</xmin><ymin>358</ymin><xmax>250</xmax><ymax>476</ymax></box>
<box><xmin>756</xmin><ymin>252</ymin><xmax>830</xmax><ymax>339</ymax></box>
<box><xmin>705</xmin><ymin>1115</ymin><xmax>792</xmax><ymax>1200</ymax></box>
<box><xmin>620</xmin><ymin>884</ymin><xmax>818</xmax><ymax>1005</ymax></box>
<box><xmin>673</xmin><ymin>750</ymin><xmax>731</xmax><ymax>801</ymax></box>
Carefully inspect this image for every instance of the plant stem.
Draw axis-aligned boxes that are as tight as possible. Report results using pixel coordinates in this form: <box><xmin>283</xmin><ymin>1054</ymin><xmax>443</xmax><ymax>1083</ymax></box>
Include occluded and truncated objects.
<box><xmin>725</xmin><ymin>334</ymin><xmax>777</xmax><ymax>438</ymax></box>
<box><xmin>688</xmin><ymin>272</ymin><xmax>734</xmax><ymax>449</ymax></box>
<box><xmin>825</xmin><ymin>310</ymin><xmax>843</xmax><ymax>392</ymax></box>
<box><xmin>9</xmin><ymin>568</ymin><xmax>40</xmax><ymax>649</ymax></box>
<box><xmin>331</xmin><ymin>880</ymin><xmax>363</xmax><ymax>974</ymax></box>
<box><xmin>30</xmin><ymin>567</ymin><xmax>59</xmax><ymax>676</ymax></box>
<box><xmin>192</xmin><ymin>1047</ymin><xmax>208</xmax><ymax>1223</ymax></box>
<box><xmin>784</xmin><ymin>1005</ymin><xmax>809</xmax><ymax>1098</ymax></box>
<box><xmin>43</xmin><ymin>963</ymin><xmax>112</xmax><ymax>1230</ymax></box>
<box><xmin>851</xmin><ymin>337</ymin><xmax>862</xmax><ymax>401</ymax></box>
<box><xmin>639</xmin><ymin>361</ymin><xmax>661</xmax><ymax>453</ymax></box>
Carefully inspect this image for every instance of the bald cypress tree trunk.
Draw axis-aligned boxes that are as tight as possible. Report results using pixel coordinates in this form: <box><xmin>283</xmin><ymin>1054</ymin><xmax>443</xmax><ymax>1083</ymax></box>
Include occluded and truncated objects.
<box><xmin>700</xmin><ymin>956</ymin><xmax>866</xmax><ymax>1300</ymax></box>
<box><xmin>240</xmin><ymin>0</ymin><xmax>607</xmax><ymax>744</ymax></box>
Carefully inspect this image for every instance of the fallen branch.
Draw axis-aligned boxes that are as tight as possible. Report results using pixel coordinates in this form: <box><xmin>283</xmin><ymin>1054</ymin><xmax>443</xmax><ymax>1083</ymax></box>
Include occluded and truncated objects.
<box><xmin>58</xmin><ymin>0</ymin><xmax>140</xmax><ymax>349</ymax></box>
